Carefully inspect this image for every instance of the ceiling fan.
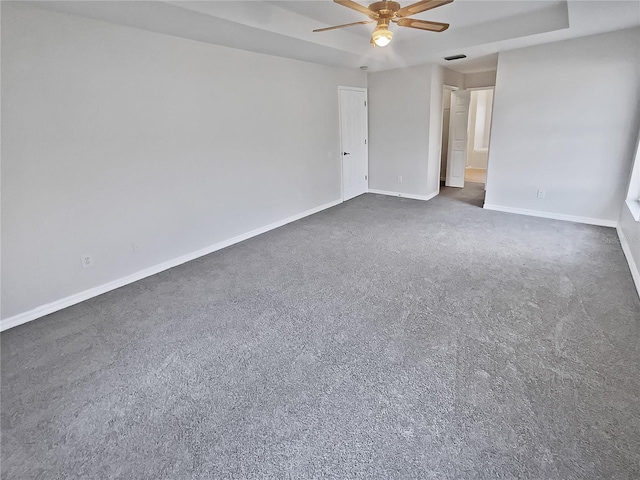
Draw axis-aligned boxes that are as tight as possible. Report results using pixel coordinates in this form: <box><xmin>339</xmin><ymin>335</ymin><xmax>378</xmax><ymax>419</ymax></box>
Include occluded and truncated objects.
<box><xmin>313</xmin><ymin>0</ymin><xmax>453</xmax><ymax>47</ymax></box>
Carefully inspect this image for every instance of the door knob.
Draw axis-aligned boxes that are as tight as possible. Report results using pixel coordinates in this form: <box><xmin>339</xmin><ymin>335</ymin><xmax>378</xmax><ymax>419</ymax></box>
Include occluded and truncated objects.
<box><xmin>343</xmin><ymin>152</ymin><xmax>350</xmax><ymax>156</ymax></box>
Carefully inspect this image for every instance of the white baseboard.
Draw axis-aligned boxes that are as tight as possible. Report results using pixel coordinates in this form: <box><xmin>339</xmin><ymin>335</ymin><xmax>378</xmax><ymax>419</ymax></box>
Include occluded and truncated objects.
<box><xmin>1</xmin><ymin>199</ymin><xmax>342</xmax><ymax>332</ymax></box>
<box><xmin>368</xmin><ymin>189</ymin><xmax>439</xmax><ymax>202</ymax></box>
<box><xmin>617</xmin><ymin>226</ymin><xmax>640</xmax><ymax>298</ymax></box>
<box><xmin>483</xmin><ymin>204</ymin><xmax>617</xmax><ymax>228</ymax></box>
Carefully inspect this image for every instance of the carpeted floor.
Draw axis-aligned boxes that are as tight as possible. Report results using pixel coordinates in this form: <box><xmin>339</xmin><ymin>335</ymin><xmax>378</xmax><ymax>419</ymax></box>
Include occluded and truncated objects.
<box><xmin>2</xmin><ymin>184</ymin><xmax>639</xmax><ymax>479</ymax></box>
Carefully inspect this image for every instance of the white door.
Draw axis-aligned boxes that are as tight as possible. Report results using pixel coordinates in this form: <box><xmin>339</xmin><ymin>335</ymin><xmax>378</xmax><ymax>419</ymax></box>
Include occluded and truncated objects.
<box><xmin>445</xmin><ymin>90</ymin><xmax>471</xmax><ymax>188</ymax></box>
<box><xmin>339</xmin><ymin>87</ymin><xmax>368</xmax><ymax>201</ymax></box>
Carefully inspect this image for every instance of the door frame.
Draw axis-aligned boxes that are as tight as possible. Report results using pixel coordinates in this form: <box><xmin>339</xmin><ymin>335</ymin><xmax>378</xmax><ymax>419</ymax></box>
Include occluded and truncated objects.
<box><xmin>442</xmin><ymin>86</ymin><xmax>496</xmax><ymax>191</ymax></box>
<box><xmin>445</xmin><ymin>89</ymin><xmax>471</xmax><ymax>188</ymax></box>
<box><xmin>440</xmin><ymin>85</ymin><xmax>459</xmax><ymax>184</ymax></box>
<box><xmin>338</xmin><ymin>86</ymin><xmax>369</xmax><ymax>201</ymax></box>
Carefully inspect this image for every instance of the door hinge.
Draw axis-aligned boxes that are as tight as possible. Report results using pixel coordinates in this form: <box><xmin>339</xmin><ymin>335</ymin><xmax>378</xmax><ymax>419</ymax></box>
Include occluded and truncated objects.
<box><xmin>364</xmin><ymin>100</ymin><xmax>367</xmax><ymax>107</ymax></box>
<box><xmin>365</xmin><ymin>175</ymin><xmax>368</xmax><ymax>180</ymax></box>
<box><xmin>364</xmin><ymin>139</ymin><xmax>367</xmax><ymax>145</ymax></box>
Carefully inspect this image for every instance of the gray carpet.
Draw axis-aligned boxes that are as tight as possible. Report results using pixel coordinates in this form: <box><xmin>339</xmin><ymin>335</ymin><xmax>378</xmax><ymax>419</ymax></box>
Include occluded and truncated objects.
<box><xmin>2</xmin><ymin>183</ymin><xmax>639</xmax><ymax>479</ymax></box>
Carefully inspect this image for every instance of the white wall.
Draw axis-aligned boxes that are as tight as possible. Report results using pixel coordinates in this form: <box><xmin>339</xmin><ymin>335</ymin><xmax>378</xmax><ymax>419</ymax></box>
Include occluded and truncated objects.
<box><xmin>444</xmin><ymin>68</ymin><xmax>465</xmax><ymax>90</ymax></box>
<box><xmin>1</xmin><ymin>3</ymin><xmax>366</xmax><ymax>321</ymax></box>
<box><xmin>368</xmin><ymin>64</ymin><xmax>462</xmax><ymax>198</ymax></box>
<box><xmin>485</xmin><ymin>28</ymin><xmax>640</xmax><ymax>225</ymax></box>
<box><xmin>618</xmin><ymin>131</ymin><xmax>640</xmax><ymax>294</ymax></box>
<box><xmin>427</xmin><ymin>66</ymin><xmax>446</xmax><ymax>196</ymax></box>
<box><xmin>618</xmin><ymin>206</ymin><xmax>640</xmax><ymax>293</ymax></box>
<box><xmin>465</xmin><ymin>70</ymin><xmax>497</xmax><ymax>89</ymax></box>
<box><xmin>368</xmin><ymin>64</ymin><xmax>433</xmax><ymax>197</ymax></box>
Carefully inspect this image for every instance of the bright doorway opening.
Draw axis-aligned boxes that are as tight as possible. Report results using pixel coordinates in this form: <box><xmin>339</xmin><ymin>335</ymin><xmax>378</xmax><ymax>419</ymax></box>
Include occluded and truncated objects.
<box><xmin>441</xmin><ymin>86</ymin><xmax>494</xmax><ymax>189</ymax></box>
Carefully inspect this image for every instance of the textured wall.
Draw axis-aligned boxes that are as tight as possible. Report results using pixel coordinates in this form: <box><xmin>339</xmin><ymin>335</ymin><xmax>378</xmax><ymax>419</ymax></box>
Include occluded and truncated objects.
<box><xmin>368</xmin><ymin>64</ymin><xmax>433</xmax><ymax>196</ymax></box>
<box><xmin>485</xmin><ymin>28</ymin><xmax>640</xmax><ymax>223</ymax></box>
<box><xmin>368</xmin><ymin>64</ymin><xmax>464</xmax><ymax>198</ymax></box>
<box><xmin>1</xmin><ymin>3</ymin><xmax>366</xmax><ymax>319</ymax></box>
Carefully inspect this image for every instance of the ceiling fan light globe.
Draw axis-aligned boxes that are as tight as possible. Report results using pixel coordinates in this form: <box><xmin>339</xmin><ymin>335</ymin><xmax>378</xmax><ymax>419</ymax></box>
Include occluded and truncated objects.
<box><xmin>372</xmin><ymin>28</ymin><xmax>393</xmax><ymax>47</ymax></box>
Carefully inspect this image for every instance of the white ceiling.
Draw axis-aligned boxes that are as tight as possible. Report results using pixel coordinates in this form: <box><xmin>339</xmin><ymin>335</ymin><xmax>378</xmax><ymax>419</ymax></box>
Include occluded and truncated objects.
<box><xmin>27</xmin><ymin>0</ymin><xmax>640</xmax><ymax>73</ymax></box>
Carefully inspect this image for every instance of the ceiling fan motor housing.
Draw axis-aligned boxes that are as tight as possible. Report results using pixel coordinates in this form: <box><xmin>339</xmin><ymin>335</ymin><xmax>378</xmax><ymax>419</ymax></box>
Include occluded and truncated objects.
<box><xmin>369</xmin><ymin>1</ymin><xmax>401</xmax><ymax>19</ymax></box>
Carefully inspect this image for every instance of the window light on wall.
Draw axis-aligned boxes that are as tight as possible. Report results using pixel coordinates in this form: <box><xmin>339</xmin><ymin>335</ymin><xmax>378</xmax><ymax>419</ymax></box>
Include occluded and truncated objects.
<box><xmin>625</xmin><ymin>131</ymin><xmax>640</xmax><ymax>221</ymax></box>
<box><xmin>473</xmin><ymin>89</ymin><xmax>493</xmax><ymax>151</ymax></box>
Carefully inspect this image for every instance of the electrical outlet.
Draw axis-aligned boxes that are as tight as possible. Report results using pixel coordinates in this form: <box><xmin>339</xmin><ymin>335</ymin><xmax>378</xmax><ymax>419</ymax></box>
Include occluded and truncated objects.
<box><xmin>81</xmin><ymin>255</ymin><xmax>93</xmax><ymax>268</ymax></box>
<box><xmin>398</xmin><ymin>175</ymin><xmax>403</xmax><ymax>183</ymax></box>
<box><xmin>537</xmin><ymin>189</ymin><xmax>546</xmax><ymax>199</ymax></box>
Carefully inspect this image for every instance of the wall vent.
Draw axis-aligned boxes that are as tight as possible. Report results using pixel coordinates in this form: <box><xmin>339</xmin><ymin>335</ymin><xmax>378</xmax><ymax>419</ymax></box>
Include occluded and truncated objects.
<box><xmin>444</xmin><ymin>54</ymin><xmax>467</xmax><ymax>61</ymax></box>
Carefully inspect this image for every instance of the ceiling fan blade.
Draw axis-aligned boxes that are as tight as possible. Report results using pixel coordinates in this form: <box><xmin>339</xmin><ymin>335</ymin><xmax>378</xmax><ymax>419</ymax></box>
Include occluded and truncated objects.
<box><xmin>395</xmin><ymin>0</ymin><xmax>453</xmax><ymax>18</ymax></box>
<box><xmin>313</xmin><ymin>20</ymin><xmax>375</xmax><ymax>32</ymax></box>
<box><xmin>334</xmin><ymin>0</ymin><xmax>377</xmax><ymax>18</ymax></box>
<box><xmin>396</xmin><ymin>18</ymin><xmax>450</xmax><ymax>32</ymax></box>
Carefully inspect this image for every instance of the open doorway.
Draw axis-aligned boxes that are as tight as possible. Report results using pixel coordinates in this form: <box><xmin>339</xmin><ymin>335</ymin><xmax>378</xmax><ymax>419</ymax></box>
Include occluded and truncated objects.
<box><xmin>465</xmin><ymin>88</ymin><xmax>494</xmax><ymax>185</ymax></box>
<box><xmin>440</xmin><ymin>86</ymin><xmax>494</xmax><ymax>189</ymax></box>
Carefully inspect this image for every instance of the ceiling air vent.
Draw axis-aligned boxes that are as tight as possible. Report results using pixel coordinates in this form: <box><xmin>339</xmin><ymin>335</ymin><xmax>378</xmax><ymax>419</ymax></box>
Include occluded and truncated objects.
<box><xmin>444</xmin><ymin>54</ymin><xmax>467</xmax><ymax>61</ymax></box>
